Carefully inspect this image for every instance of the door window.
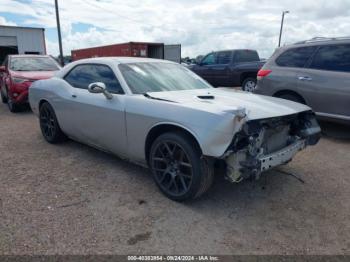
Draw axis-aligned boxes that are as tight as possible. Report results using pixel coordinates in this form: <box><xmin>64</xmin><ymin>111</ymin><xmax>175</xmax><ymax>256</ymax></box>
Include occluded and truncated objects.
<box><xmin>276</xmin><ymin>46</ymin><xmax>317</xmax><ymax>68</ymax></box>
<box><xmin>64</xmin><ymin>64</ymin><xmax>124</xmax><ymax>94</ymax></box>
<box><xmin>309</xmin><ymin>44</ymin><xmax>350</xmax><ymax>72</ymax></box>
<box><xmin>216</xmin><ymin>51</ymin><xmax>232</xmax><ymax>64</ymax></box>
<box><xmin>235</xmin><ymin>50</ymin><xmax>259</xmax><ymax>62</ymax></box>
<box><xmin>201</xmin><ymin>53</ymin><xmax>216</xmax><ymax>65</ymax></box>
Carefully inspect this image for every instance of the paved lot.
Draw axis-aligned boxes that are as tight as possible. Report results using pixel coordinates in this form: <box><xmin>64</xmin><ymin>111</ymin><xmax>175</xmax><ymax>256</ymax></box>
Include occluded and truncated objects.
<box><xmin>0</xmin><ymin>103</ymin><xmax>349</xmax><ymax>255</ymax></box>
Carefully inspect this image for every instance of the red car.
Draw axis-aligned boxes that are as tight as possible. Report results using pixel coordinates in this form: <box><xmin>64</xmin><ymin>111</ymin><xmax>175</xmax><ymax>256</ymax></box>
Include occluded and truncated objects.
<box><xmin>0</xmin><ymin>55</ymin><xmax>61</xmax><ymax>112</ymax></box>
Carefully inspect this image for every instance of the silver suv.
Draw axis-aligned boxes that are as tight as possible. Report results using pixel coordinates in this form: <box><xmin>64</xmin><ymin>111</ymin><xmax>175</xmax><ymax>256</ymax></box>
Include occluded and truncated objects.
<box><xmin>254</xmin><ymin>37</ymin><xmax>350</xmax><ymax>123</ymax></box>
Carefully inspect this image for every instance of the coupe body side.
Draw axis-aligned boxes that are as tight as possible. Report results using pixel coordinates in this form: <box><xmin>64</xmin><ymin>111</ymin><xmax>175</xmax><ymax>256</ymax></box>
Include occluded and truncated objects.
<box><xmin>29</xmin><ymin>57</ymin><xmax>321</xmax><ymax>201</ymax></box>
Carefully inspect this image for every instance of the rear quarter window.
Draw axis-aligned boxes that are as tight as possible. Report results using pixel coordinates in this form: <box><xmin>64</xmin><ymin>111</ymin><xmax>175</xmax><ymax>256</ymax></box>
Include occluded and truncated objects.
<box><xmin>309</xmin><ymin>44</ymin><xmax>350</xmax><ymax>72</ymax></box>
<box><xmin>276</xmin><ymin>46</ymin><xmax>316</xmax><ymax>68</ymax></box>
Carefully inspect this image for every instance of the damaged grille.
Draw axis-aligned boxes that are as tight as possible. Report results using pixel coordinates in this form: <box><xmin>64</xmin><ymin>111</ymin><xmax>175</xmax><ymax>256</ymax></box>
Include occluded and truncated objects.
<box><xmin>224</xmin><ymin>111</ymin><xmax>321</xmax><ymax>183</ymax></box>
<box><xmin>228</xmin><ymin>113</ymin><xmax>300</xmax><ymax>155</ymax></box>
<box><xmin>262</xmin><ymin>125</ymin><xmax>290</xmax><ymax>154</ymax></box>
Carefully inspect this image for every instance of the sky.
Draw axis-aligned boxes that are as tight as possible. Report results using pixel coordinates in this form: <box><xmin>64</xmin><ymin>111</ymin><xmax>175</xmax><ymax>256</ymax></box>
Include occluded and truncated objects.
<box><xmin>1</xmin><ymin>0</ymin><xmax>350</xmax><ymax>59</ymax></box>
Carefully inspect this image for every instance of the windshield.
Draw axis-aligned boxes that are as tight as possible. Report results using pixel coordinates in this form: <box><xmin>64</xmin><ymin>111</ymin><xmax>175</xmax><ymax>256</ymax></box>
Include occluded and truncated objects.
<box><xmin>119</xmin><ymin>62</ymin><xmax>212</xmax><ymax>94</ymax></box>
<box><xmin>10</xmin><ymin>57</ymin><xmax>60</xmax><ymax>71</ymax></box>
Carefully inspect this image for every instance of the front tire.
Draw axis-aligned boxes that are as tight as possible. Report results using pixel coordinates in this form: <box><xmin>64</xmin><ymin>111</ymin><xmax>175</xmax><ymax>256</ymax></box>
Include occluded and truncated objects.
<box><xmin>39</xmin><ymin>102</ymin><xmax>67</xmax><ymax>143</ymax></box>
<box><xmin>1</xmin><ymin>87</ymin><xmax>7</xmax><ymax>103</ymax></box>
<box><xmin>242</xmin><ymin>77</ymin><xmax>257</xmax><ymax>92</ymax></box>
<box><xmin>149</xmin><ymin>132</ymin><xmax>214</xmax><ymax>201</ymax></box>
<box><xmin>7</xmin><ymin>92</ymin><xmax>20</xmax><ymax>113</ymax></box>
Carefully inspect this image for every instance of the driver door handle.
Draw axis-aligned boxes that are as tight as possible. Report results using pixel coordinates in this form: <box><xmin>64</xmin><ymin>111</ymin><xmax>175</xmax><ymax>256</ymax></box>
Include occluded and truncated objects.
<box><xmin>298</xmin><ymin>76</ymin><xmax>312</xmax><ymax>81</ymax></box>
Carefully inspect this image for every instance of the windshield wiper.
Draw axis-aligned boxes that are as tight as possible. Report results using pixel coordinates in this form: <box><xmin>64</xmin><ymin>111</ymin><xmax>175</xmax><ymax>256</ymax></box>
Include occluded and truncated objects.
<box><xmin>143</xmin><ymin>93</ymin><xmax>176</xmax><ymax>103</ymax></box>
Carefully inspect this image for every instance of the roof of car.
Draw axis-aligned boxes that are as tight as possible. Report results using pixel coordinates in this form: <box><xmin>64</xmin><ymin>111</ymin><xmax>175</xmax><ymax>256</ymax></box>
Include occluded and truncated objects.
<box><xmin>275</xmin><ymin>38</ymin><xmax>350</xmax><ymax>53</ymax></box>
<box><xmin>293</xmin><ymin>36</ymin><xmax>350</xmax><ymax>45</ymax></box>
<box><xmin>74</xmin><ymin>57</ymin><xmax>175</xmax><ymax>64</ymax></box>
<box><xmin>281</xmin><ymin>38</ymin><xmax>350</xmax><ymax>50</ymax></box>
<box><xmin>56</xmin><ymin>57</ymin><xmax>177</xmax><ymax>79</ymax></box>
<box><xmin>207</xmin><ymin>49</ymin><xmax>257</xmax><ymax>53</ymax></box>
<box><xmin>9</xmin><ymin>55</ymin><xmax>52</xmax><ymax>58</ymax></box>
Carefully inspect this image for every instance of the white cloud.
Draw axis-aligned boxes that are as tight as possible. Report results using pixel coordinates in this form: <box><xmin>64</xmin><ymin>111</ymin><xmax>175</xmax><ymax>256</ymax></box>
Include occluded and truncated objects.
<box><xmin>2</xmin><ymin>0</ymin><xmax>350</xmax><ymax>58</ymax></box>
<box><xmin>0</xmin><ymin>16</ymin><xmax>17</xmax><ymax>26</ymax></box>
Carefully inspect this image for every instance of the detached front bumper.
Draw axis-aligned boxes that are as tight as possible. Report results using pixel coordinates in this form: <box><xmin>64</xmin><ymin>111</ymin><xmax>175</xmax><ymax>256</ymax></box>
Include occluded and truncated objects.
<box><xmin>259</xmin><ymin>140</ymin><xmax>305</xmax><ymax>172</ymax></box>
<box><xmin>225</xmin><ymin>140</ymin><xmax>306</xmax><ymax>183</ymax></box>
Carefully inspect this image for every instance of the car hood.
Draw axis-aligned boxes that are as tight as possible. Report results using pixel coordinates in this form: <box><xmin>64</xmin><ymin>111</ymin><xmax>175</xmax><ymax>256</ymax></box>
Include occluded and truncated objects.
<box><xmin>146</xmin><ymin>88</ymin><xmax>311</xmax><ymax>120</ymax></box>
<box><xmin>10</xmin><ymin>70</ymin><xmax>58</xmax><ymax>80</ymax></box>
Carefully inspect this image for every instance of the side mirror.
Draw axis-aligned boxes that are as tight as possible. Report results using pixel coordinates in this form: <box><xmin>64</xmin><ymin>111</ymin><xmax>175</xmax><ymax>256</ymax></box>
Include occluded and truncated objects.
<box><xmin>88</xmin><ymin>82</ymin><xmax>113</xmax><ymax>99</ymax></box>
<box><xmin>0</xmin><ymin>66</ymin><xmax>5</xmax><ymax>73</ymax></box>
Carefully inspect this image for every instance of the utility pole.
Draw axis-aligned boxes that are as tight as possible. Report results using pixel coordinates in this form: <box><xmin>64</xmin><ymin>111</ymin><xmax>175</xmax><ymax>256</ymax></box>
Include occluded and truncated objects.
<box><xmin>278</xmin><ymin>10</ymin><xmax>289</xmax><ymax>47</ymax></box>
<box><xmin>55</xmin><ymin>0</ymin><xmax>64</xmax><ymax>66</ymax></box>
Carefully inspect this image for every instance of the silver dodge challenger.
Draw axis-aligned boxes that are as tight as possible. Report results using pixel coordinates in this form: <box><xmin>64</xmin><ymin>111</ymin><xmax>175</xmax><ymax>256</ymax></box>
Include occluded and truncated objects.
<box><xmin>29</xmin><ymin>57</ymin><xmax>321</xmax><ymax>201</ymax></box>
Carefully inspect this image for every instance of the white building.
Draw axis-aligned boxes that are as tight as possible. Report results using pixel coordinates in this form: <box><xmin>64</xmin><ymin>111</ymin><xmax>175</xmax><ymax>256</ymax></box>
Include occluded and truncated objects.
<box><xmin>0</xmin><ymin>25</ymin><xmax>46</xmax><ymax>64</ymax></box>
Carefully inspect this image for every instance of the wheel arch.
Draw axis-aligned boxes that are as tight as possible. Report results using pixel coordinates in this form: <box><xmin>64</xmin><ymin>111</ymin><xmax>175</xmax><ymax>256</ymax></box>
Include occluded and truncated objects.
<box><xmin>240</xmin><ymin>71</ymin><xmax>257</xmax><ymax>85</ymax></box>
<box><xmin>37</xmin><ymin>99</ymin><xmax>59</xmax><ymax>118</ymax></box>
<box><xmin>273</xmin><ymin>90</ymin><xmax>307</xmax><ymax>104</ymax></box>
<box><xmin>144</xmin><ymin>123</ymin><xmax>202</xmax><ymax>164</ymax></box>
<box><xmin>39</xmin><ymin>99</ymin><xmax>50</xmax><ymax>109</ymax></box>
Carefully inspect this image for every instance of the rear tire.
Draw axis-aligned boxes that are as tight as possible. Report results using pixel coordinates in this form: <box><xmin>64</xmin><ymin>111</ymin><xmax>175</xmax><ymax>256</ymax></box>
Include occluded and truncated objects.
<box><xmin>242</xmin><ymin>77</ymin><xmax>257</xmax><ymax>92</ymax></box>
<box><xmin>276</xmin><ymin>93</ymin><xmax>305</xmax><ymax>104</ymax></box>
<box><xmin>149</xmin><ymin>132</ymin><xmax>214</xmax><ymax>201</ymax></box>
<box><xmin>39</xmin><ymin>102</ymin><xmax>67</xmax><ymax>143</ymax></box>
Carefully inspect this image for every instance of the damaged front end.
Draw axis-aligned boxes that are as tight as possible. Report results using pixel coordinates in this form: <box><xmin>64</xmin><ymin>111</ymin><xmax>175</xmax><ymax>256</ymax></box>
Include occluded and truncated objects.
<box><xmin>224</xmin><ymin>111</ymin><xmax>321</xmax><ymax>183</ymax></box>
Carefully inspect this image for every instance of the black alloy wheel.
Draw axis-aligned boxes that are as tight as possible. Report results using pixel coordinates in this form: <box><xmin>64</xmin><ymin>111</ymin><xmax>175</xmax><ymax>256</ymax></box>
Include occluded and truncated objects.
<box><xmin>150</xmin><ymin>132</ymin><xmax>214</xmax><ymax>201</ymax></box>
<box><xmin>152</xmin><ymin>140</ymin><xmax>193</xmax><ymax>196</ymax></box>
<box><xmin>39</xmin><ymin>102</ymin><xmax>67</xmax><ymax>143</ymax></box>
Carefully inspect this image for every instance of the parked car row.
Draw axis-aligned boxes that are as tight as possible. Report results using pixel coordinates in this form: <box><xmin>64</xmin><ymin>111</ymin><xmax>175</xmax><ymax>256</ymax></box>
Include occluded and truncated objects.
<box><xmin>187</xmin><ymin>37</ymin><xmax>350</xmax><ymax>124</ymax></box>
<box><xmin>2</xmin><ymin>36</ymin><xmax>348</xmax><ymax>201</ymax></box>
<box><xmin>27</xmin><ymin>57</ymin><xmax>320</xmax><ymax>201</ymax></box>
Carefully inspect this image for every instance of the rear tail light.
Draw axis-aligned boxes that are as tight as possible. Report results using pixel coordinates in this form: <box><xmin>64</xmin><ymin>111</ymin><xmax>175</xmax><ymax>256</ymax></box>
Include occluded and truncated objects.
<box><xmin>257</xmin><ymin>69</ymin><xmax>272</xmax><ymax>80</ymax></box>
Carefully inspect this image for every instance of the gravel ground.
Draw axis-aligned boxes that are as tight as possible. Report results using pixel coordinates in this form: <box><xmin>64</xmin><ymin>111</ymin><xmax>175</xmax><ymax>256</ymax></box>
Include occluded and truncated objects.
<box><xmin>0</xmin><ymin>103</ymin><xmax>349</xmax><ymax>255</ymax></box>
